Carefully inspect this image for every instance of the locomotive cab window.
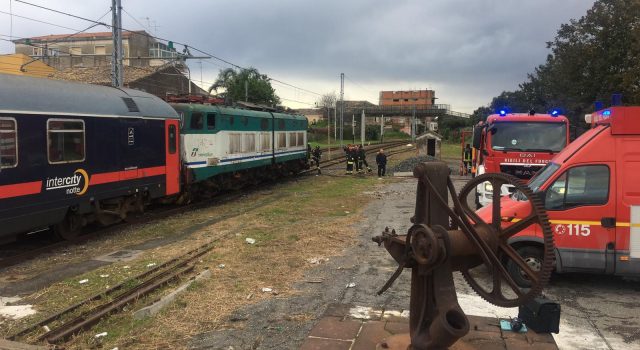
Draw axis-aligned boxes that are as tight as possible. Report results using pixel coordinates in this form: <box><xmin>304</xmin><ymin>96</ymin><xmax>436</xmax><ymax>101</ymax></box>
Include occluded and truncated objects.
<box><xmin>190</xmin><ymin>112</ymin><xmax>204</xmax><ymax>130</ymax></box>
<box><xmin>47</xmin><ymin>119</ymin><xmax>85</xmax><ymax>164</ymax></box>
<box><xmin>0</xmin><ymin>118</ymin><xmax>17</xmax><ymax>168</ymax></box>
<box><xmin>206</xmin><ymin>113</ymin><xmax>216</xmax><ymax>130</ymax></box>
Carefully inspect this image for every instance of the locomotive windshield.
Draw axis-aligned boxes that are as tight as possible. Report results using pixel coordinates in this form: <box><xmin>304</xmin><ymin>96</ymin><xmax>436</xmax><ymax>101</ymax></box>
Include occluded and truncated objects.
<box><xmin>490</xmin><ymin>122</ymin><xmax>566</xmax><ymax>152</ymax></box>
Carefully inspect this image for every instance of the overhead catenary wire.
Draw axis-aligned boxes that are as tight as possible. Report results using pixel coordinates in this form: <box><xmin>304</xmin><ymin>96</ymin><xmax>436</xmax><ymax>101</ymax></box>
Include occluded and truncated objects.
<box><xmin>121</xmin><ymin>9</ymin><xmax>151</xmax><ymax>34</ymax></box>
<box><xmin>11</xmin><ymin>0</ymin><xmax>323</xmax><ymax>98</ymax></box>
<box><xmin>0</xmin><ymin>10</ymin><xmax>84</xmax><ymax>33</ymax></box>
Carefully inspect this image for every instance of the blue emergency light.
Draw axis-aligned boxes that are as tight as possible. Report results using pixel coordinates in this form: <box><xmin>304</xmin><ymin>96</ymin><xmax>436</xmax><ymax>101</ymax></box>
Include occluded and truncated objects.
<box><xmin>550</xmin><ymin>109</ymin><xmax>560</xmax><ymax>117</ymax></box>
<box><xmin>602</xmin><ymin>110</ymin><xmax>611</xmax><ymax>117</ymax></box>
<box><xmin>499</xmin><ymin>109</ymin><xmax>507</xmax><ymax>116</ymax></box>
<box><xmin>594</xmin><ymin>101</ymin><xmax>604</xmax><ymax>110</ymax></box>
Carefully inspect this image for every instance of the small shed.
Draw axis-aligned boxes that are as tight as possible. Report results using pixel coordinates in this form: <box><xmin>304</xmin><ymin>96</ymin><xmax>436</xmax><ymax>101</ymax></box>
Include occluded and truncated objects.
<box><xmin>416</xmin><ymin>130</ymin><xmax>443</xmax><ymax>159</ymax></box>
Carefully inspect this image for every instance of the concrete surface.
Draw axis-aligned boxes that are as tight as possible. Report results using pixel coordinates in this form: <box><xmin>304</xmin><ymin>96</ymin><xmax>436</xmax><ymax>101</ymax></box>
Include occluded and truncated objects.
<box><xmin>188</xmin><ymin>176</ymin><xmax>640</xmax><ymax>350</ymax></box>
<box><xmin>300</xmin><ymin>309</ymin><xmax>557</xmax><ymax>350</ymax></box>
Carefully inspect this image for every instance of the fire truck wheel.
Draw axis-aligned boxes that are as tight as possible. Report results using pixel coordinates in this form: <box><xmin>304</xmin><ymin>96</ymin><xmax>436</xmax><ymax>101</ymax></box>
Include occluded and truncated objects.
<box><xmin>506</xmin><ymin>245</ymin><xmax>543</xmax><ymax>288</ymax></box>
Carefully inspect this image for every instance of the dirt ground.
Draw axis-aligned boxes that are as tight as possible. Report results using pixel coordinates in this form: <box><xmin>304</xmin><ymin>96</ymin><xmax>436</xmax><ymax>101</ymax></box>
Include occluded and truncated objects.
<box><xmin>2</xmin><ymin>153</ymin><xmax>639</xmax><ymax>350</ymax></box>
<box><xmin>188</xmin><ymin>175</ymin><xmax>640</xmax><ymax>350</ymax></box>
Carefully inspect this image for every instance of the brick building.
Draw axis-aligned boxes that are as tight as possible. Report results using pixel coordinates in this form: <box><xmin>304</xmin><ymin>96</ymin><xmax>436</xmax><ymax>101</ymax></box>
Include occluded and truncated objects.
<box><xmin>13</xmin><ymin>31</ymin><xmax>180</xmax><ymax>70</ymax></box>
<box><xmin>379</xmin><ymin>89</ymin><xmax>436</xmax><ymax>108</ymax></box>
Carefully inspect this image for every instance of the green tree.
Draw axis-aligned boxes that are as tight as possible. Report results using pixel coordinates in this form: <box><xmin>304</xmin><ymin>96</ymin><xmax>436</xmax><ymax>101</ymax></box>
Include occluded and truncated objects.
<box><xmin>476</xmin><ymin>0</ymin><xmax>640</xmax><ymax>137</ymax></box>
<box><xmin>469</xmin><ymin>106</ymin><xmax>493</xmax><ymax>125</ymax></box>
<box><xmin>209</xmin><ymin>67</ymin><xmax>281</xmax><ymax>106</ymax></box>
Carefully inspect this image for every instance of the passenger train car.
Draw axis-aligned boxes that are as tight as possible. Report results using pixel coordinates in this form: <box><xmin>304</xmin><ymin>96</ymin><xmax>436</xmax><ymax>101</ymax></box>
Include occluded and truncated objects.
<box><xmin>0</xmin><ymin>74</ymin><xmax>308</xmax><ymax>241</ymax></box>
<box><xmin>0</xmin><ymin>74</ymin><xmax>180</xmax><ymax>239</ymax></box>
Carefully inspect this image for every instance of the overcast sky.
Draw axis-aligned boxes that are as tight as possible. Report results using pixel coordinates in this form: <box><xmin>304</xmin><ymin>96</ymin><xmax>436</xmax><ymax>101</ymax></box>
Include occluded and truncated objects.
<box><xmin>1</xmin><ymin>0</ymin><xmax>595</xmax><ymax>113</ymax></box>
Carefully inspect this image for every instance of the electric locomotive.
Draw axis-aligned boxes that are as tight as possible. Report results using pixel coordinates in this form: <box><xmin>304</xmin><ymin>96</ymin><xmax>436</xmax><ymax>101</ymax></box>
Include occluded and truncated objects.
<box><xmin>0</xmin><ymin>74</ymin><xmax>180</xmax><ymax>240</ymax></box>
<box><xmin>173</xmin><ymin>103</ymin><xmax>308</xmax><ymax>199</ymax></box>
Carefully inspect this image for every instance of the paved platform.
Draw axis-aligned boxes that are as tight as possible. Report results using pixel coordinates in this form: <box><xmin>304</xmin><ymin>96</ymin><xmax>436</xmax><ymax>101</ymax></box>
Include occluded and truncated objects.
<box><xmin>300</xmin><ymin>303</ymin><xmax>558</xmax><ymax>350</ymax></box>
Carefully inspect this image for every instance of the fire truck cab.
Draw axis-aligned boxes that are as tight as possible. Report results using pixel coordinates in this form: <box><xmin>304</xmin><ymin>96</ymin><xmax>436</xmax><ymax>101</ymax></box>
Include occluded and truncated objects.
<box><xmin>473</xmin><ymin>111</ymin><xmax>569</xmax><ymax>207</ymax></box>
<box><xmin>484</xmin><ymin>106</ymin><xmax>640</xmax><ymax>285</ymax></box>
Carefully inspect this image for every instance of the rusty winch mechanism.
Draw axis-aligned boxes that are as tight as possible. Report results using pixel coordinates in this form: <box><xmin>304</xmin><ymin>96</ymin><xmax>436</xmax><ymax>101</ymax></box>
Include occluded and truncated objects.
<box><xmin>372</xmin><ymin>162</ymin><xmax>554</xmax><ymax>349</ymax></box>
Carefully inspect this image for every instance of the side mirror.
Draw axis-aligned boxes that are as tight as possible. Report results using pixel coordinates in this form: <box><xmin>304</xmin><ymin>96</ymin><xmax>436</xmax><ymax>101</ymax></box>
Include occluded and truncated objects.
<box><xmin>472</xmin><ymin>126</ymin><xmax>482</xmax><ymax>149</ymax></box>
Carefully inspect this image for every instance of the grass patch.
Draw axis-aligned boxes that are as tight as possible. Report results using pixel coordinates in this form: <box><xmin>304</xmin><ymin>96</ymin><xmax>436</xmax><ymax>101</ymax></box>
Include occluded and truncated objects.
<box><xmin>1</xmin><ymin>169</ymin><xmax>392</xmax><ymax>349</ymax></box>
<box><xmin>441</xmin><ymin>141</ymin><xmax>462</xmax><ymax>160</ymax></box>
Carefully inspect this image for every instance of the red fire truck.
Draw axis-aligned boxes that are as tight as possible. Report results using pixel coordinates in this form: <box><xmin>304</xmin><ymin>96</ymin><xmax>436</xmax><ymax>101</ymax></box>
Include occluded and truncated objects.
<box><xmin>473</xmin><ymin>110</ymin><xmax>570</xmax><ymax>207</ymax></box>
<box><xmin>480</xmin><ymin>106</ymin><xmax>640</xmax><ymax>286</ymax></box>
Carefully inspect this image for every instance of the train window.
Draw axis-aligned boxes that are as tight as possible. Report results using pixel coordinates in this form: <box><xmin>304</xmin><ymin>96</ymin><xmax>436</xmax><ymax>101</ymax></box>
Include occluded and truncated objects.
<box><xmin>243</xmin><ymin>134</ymin><xmax>256</xmax><ymax>153</ymax></box>
<box><xmin>0</xmin><ymin>118</ymin><xmax>17</xmax><ymax>168</ymax></box>
<box><xmin>229</xmin><ymin>133</ymin><xmax>241</xmax><ymax>154</ymax></box>
<box><xmin>288</xmin><ymin>132</ymin><xmax>296</xmax><ymax>148</ymax></box>
<box><xmin>260</xmin><ymin>132</ymin><xmax>271</xmax><ymax>151</ymax></box>
<box><xmin>297</xmin><ymin>132</ymin><xmax>305</xmax><ymax>146</ymax></box>
<box><xmin>190</xmin><ymin>113</ymin><xmax>204</xmax><ymax>130</ymax></box>
<box><xmin>47</xmin><ymin>119</ymin><xmax>85</xmax><ymax>164</ymax></box>
<box><xmin>207</xmin><ymin>113</ymin><xmax>216</xmax><ymax>130</ymax></box>
<box><xmin>277</xmin><ymin>133</ymin><xmax>287</xmax><ymax>150</ymax></box>
<box><xmin>168</xmin><ymin>125</ymin><xmax>177</xmax><ymax>154</ymax></box>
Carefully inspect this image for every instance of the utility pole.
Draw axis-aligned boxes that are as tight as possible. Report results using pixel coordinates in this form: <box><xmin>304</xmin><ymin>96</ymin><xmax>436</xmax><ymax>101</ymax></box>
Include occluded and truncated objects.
<box><xmin>352</xmin><ymin>114</ymin><xmax>355</xmax><ymax>144</ymax></box>
<box><xmin>411</xmin><ymin>105</ymin><xmax>416</xmax><ymax>142</ymax></box>
<box><xmin>334</xmin><ymin>105</ymin><xmax>337</xmax><ymax>141</ymax></box>
<box><xmin>327</xmin><ymin>106</ymin><xmax>331</xmax><ymax>160</ymax></box>
<box><xmin>111</xmin><ymin>0</ymin><xmax>123</xmax><ymax>87</ymax></box>
<box><xmin>380</xmin><ymin>114</ymin><xmax>384</xmax><ymax>144</ymax></box>
<box><xmin>340</xmin><ymin>73</ymin><xmax>344</xmax><ymax>147</ymax></box>
<box><xmin>244</xmin><ymin>79</ymin><xmax>249</xmax><ymax>102</ymax></box>
<box><xmin>360</xmin><ymin>109</ymin><xmax>365</xmax><ymax>146</ymax></box>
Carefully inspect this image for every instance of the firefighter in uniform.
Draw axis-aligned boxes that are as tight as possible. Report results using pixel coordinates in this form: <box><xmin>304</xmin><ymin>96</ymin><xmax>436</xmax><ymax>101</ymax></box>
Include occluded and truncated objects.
<box><xmin>351</xmin><ymin>145</ymin><xmax>361</xmax><ymax>173</ymax></box>
<box><xmin>463</xmin><ymin>144</ymin><xmax>472</xmax><ymax>176</ymax></box>
<box><xmin>345</xmin><ymin>145</ymin><xmax>355</xmax><ymax>174</ymax></box>
<box><xmin>312</xmin><ymin>146</ymin><xmax>322</xmax><ymax>174</ymax></box>
<box><xmin>358</xmin><ymin>144</ymin><xmax>372</xmax><ymax>173</ymax></box>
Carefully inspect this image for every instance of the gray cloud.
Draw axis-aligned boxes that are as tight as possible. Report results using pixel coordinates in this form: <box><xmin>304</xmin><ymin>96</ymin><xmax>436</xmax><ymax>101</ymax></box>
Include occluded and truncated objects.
<box><xmin>1</xmin><ymin>0</ymin><xmax>594</xmax><ymax>112</ymax></box>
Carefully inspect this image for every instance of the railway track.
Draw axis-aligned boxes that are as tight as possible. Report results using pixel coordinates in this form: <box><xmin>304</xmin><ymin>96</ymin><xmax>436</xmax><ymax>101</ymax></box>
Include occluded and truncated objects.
<box><xmin>0</xmin><ymin>141</ymin><xmax>411</xmax><ymax>270</ymax></box>
<box><xmin>301</xmin><ymin>140</ymin><xmax>410</xmax><ymax>174</ymax></box>
<box><xmin>4</xmin><ymin>140</ymin><xmax>420</xmax><ymax>346</ymax></box>
<box><xmin>7</xmin><ymin>236</ymin><xmax>223</xmax><ymax>344</ymax></box>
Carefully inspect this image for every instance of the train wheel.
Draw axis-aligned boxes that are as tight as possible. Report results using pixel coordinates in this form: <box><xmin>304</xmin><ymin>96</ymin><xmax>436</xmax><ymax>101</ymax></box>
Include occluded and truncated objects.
<box><xmin>53</xmin><ymin>212</ymin><xmax>83</xmax><ymax>240</ymax></box>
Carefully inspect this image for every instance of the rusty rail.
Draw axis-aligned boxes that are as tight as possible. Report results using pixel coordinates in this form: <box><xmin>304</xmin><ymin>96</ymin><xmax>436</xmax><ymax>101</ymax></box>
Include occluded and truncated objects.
<box><xmin>9</xmin><ymin>239</ymin><xmax>221</xmax><ymax>343</ymax></box>
<box><xmin>42</xmin><ymin>265</ymin><xmax>195</xmax><ymax>343</ymax></box>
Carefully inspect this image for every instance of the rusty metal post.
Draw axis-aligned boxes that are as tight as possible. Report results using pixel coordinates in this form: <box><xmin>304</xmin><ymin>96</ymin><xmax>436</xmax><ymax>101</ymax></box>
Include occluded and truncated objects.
<box><xmin>410</xmin><ymin>162</ymin><xmax>465</xmax><ymax>349</ymax></box>
<box><xmin>412</xmin><ymin>162</ymin><xmax>450</xmax><ymax>228</ymax></box>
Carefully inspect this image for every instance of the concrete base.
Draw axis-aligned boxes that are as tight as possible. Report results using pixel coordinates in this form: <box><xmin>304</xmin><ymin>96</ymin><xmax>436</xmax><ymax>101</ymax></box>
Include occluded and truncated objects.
<box><xmin>300</xmin><ymin>304</ymin><xmax>558</xmax><ymax>350</ymax></box>
<box><xmin>377</xmin><ymin>333</ymin><xmax>504</xmax><ymax>350</ymax></box>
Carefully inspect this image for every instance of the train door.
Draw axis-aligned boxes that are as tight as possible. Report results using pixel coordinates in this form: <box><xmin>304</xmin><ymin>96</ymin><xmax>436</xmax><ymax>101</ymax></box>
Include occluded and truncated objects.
<box><xmin>119</xmin><ymin>118</ymin><xmax>144</xmax><ymax>180</ymax></box>
<box><xmin>165</xmin><ymin>119</ymin><xmax>180</xmax><ymax>195</ymax></box>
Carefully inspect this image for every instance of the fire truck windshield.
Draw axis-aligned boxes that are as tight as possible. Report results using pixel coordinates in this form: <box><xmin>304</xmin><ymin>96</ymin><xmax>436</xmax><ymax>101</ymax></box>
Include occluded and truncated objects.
<box><xmin>490</xmin><ymin>122</ymin><xmax>566</xmax><ymax>152</ymax></box>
